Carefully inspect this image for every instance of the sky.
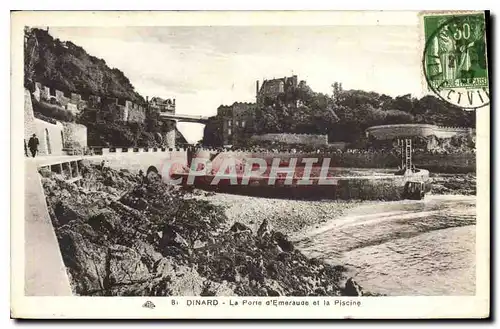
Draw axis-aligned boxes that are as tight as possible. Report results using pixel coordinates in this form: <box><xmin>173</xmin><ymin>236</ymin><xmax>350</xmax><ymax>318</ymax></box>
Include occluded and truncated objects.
<box><xmin>49</xmin><ymin>21</ymin><xmax>426</xmax><ymax>143</ymax></box>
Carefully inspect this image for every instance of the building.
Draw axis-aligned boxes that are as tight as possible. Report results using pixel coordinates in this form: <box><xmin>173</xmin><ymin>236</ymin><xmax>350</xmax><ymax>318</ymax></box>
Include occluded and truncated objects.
<box><xmin>256</xmin><ymin>75</ymin><xmax>303</xmax><ymax>108</ymax></box>
<box><xmin>217</xmin><ymin>102</ymin><xmax>255</xmax><ymax>145</ymax></box>
<box><xmin>149</xmin><ymin>97</ymin><xmax>176</xmax><ymax>115</ymax></box>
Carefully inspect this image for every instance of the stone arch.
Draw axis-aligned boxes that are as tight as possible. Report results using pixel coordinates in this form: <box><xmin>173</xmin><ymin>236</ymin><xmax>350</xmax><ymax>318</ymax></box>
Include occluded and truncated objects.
<box><xmin>44</xmin><ymin>128</ymin><xmax>52</xmax><ymax>155</ymax></box>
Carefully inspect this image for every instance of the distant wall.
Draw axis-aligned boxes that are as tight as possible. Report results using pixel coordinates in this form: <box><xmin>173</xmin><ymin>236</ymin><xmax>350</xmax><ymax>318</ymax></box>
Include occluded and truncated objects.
<box><xmin>366</xmin><ymin>124</ymin><xmax>473</xmax><ymax>140</ymax></box>
<box><xmin>413</xmin><ymin>153</ymin><xmax>476</xmax><ymax>173</ymax></box>
<box><xmin>249</xmin><ymin>151</ymin><xmax>475</xmax><ymax>173</ymax></box>
<box><xmin>251</xmin><ymin>133</ymin><xmax>328</xmax><ymax>146</ymax></box>
<box><xmin>34</xmin><ymin>81</ymin><xmax>147</xmax><ymax>123</ymax></box>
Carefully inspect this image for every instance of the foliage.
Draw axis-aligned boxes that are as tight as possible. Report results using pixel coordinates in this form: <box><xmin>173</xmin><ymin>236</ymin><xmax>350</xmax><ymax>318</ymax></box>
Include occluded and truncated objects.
<box><xmin>32</xmin><ymin>97</ymin><xmax>76</xmax><ymax>122</ymax></box>
<box><xmin>25</xmin><ymin>28</ymin><xmax>144</xmax><ymax>103</ymax></box>
<box><xmin>205</xmin><ymin>79</ymin><xmax>476</xmax><ymax>147</ymax></box>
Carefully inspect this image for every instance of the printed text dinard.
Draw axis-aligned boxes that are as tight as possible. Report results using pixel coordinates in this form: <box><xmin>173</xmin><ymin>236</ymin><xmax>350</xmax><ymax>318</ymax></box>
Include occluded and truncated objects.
<box><xmin>183</xmin><ymin>299</ymin><xmax>362</xmax><ymax>307</ymax></box>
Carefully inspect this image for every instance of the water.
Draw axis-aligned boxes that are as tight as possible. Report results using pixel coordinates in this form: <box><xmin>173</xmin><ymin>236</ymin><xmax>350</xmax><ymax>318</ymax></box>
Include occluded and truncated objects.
<box><xmin>296</xmin><ymin>195</ymin><xmax>476</xmax><ymax>296</ymax></box>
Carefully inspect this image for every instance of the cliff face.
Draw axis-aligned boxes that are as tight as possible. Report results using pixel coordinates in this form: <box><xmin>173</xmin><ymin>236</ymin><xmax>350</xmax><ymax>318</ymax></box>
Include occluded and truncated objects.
<box><xmin>25</xmin><ymin>28</ymin><xmax>144</xmax><ymax>103</ymax></box>
<box><xmin>41</xmin><ymin>162</ymin><xmax>357</xmax><ymax>296</ymax></box>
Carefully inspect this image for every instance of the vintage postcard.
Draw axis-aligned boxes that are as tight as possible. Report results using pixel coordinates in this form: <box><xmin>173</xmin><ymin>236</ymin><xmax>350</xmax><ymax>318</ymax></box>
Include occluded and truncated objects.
<box><xmin>10</xmin><ymin>10</ymin><xmax>490</xmax><ymax>319</ymax></box>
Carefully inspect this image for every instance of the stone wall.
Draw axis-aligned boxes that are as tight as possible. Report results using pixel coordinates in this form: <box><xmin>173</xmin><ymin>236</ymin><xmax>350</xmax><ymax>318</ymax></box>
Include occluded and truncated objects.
<box><xmin>165</xmin><ymin>127</ymin><xmax>176</xmax><ymax>148</ymax></box>
<box><xmin>128</xmin><ymin>105</ymin><xmax>146</xmax><ymax>123</ymax></box>
<box><xmin>62</xmin><ymin>122</ymin><xmax>88</xmax><ymax>149</ymax></box>
<box><xmin>33</xmin><ymin>118</ymin><xmax>64</xmax><ymax>156</ymax></box>
<box><xmin>34</xmin><ymin>81</ymin><xmax>147</xmax><ymax>123</ymax></box>
<box><xmin>251</xmin><ymin>133</ymin><xmax>328</xmax><ymax>146</ymax></box>
<box><xmin>366</xmin><ymin>124</ymin><xmax>473</xmax><ymax>140</ymax></box>
<box><xmin>24</xmin><ymin>89</ymin><xmax>37</xmax><ymax>140</ymax></box>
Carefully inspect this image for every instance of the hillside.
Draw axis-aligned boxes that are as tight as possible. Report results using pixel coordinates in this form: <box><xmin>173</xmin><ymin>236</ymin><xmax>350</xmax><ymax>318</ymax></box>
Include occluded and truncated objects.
<box><xmin>205</xmin><ymin>81</ymin><xmax>476</xmax><ymax>147</ymax></box>
<box><xmin>24</xmin><ymin>28</ymin><xmax>144</xmax><ymax>103</ymax></box>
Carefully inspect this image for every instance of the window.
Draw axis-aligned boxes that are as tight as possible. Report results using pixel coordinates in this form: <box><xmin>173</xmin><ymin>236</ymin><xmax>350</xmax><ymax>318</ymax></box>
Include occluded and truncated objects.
<box><xmin>235</xmin><ymin>120</ymin><xmax>239</xmax><ymax>127</ymax></box>
<box><xmin>241</xmin><ymin>121</ymin><xmax>246</xmax><ymax>128</ymax></box>
<box><xmin>228</xmin><ymin>120</ymin><xmax>232</xmax><ymax>127</ymax></box>
<box><xmin>228</xmin><ymin>128</ymin><xmax>232</xmax><ymax>136</ymax></box>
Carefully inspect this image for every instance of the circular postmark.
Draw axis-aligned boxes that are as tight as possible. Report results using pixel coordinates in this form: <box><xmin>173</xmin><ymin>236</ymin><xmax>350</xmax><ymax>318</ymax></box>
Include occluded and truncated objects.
<box><xmin>423</xmin><ymin>13</ymin><xmax>489</xmax><ymax>109</ymax></box>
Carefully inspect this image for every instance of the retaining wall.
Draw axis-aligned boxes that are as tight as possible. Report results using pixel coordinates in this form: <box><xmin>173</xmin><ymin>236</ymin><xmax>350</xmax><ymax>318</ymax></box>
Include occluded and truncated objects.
<box><xmin>251</xmin><ymin>133</ymin><xmax>328</xmax><ymax>146</ymax></box>
<box><xmin>366</xmin><ymin>124</ymin><xmax>473</xmax><ymax>140</ymax></box>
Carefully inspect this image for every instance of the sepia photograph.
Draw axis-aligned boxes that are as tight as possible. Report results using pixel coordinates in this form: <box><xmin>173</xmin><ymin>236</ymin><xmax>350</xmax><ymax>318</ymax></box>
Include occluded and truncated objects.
<box><xmin>11</xmin><ymin>10</ymin><xmax>490</xmax><ymax>319</ymax></box>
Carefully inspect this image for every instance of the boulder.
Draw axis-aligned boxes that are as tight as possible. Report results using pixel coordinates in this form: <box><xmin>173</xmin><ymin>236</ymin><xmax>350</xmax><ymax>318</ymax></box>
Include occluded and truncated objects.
<box><xmin>87</xmin><ymin>210</ymin><xmax>121</xmax><ymax>235</ymax></box>
<box><xmin>167</xmin><ymin>267</ymin><xmax>205</xmax><ymax>296</ymax></box>
<box><xmin>343</xmin><ymin>278</ymin><xmax>363</xmax><ymax>296</ymax></box>
<box><xmin>54</xmin><ymin>200</ymin><xmax>83</xmax><ymax>226</ymax></box>
<box><xmin>264</xmin><ymin>279</ymin><xmax>285</xmax><ymax>296</ymax></box>
<box><xmin>229</xmin><ymin>222</ymin><xmax>252</xmax><ymax>234</ymax></box>
<box><xmin>56</xmin><ymin>226</ymin><xmax>107</xmax><ymax>294</ymax></box>
<box><xmin>272</xmin><ymin>231</ymin><xmax>294</xmax><ymax>252</ymax></box>
<box><xmin>161</xmin><ymin>224</ymin><xmax>189</xmax><ymax>249</ymax></box>
<box><xmin>257</xmin><ymin>218</ymin><xmax>272</xmax><ymax>239</ymax></box>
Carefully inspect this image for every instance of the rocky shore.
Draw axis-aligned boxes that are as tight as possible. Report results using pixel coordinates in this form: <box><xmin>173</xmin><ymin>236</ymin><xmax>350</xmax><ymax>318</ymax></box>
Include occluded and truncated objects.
<box><xmin>195</xmin><ymin>192</ymin><xmax>361</xmax><ymax>240</ymax></box>
<box><xmin>41</xmin><ymin>162</ymin><xmax>364</xmax><ymax>297</ymax></box>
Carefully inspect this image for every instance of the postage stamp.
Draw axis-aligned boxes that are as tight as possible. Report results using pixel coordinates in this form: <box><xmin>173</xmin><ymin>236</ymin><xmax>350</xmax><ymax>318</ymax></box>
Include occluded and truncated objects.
<box><xmin>10</xmin><ymin>10</ymin><xmax>490</xmax><ymax>320</ymax></box>
<box><xmin>422</xmin><ymin>12</ymin><xmax>489</xmax><ymax>108</ymax></box>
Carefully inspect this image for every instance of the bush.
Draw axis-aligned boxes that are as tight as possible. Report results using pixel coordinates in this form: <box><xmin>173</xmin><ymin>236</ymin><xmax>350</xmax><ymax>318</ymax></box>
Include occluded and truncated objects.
<box><xmin>32</xmin><ymin>98</ymin><xmax>75</xmax><ymax>122</ymax></box>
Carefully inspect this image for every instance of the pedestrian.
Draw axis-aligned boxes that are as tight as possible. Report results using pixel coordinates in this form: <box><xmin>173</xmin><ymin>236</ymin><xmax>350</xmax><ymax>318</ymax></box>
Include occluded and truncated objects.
<box><xmin>28</xmin><ymin>133</ymin><xmax>39</xmax><ymax>158</ymax></box>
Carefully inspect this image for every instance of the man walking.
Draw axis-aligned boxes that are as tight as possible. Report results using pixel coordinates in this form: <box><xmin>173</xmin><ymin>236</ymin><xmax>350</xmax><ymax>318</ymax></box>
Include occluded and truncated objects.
<box><xmin>28</xmin><ymin>133</ymin><xmax>39</xmax><ymax>158</ymax></box>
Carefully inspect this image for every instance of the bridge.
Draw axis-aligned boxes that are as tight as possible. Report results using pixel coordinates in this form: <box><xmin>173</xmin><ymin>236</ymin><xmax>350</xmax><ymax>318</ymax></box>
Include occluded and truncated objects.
<box><xmin>159</xmin><ymin>112</ymin><xmax>209</xmax><ymax>124</ymax></box>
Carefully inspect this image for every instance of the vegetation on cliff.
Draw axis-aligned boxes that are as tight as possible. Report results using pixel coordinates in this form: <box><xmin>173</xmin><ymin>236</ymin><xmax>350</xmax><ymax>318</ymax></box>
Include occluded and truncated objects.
<box><xmin>25</xmin><ymin>28</ymin><xmax>144</xmax><ymax>103</ymax></box>
<box><xmin>25</xmin><ymin>28</ymin><xmax>189</xmax><ymax>148</ymax></box>
<box><xmin>41</xmin><ymin>162</ymin><xmax>360</xmax><ymax>296</ymax></box>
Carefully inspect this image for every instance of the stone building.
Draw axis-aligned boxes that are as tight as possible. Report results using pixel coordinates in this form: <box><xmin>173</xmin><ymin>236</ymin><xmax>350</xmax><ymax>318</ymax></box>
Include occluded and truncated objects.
<box><xmin>149</xmin><ymin>97</ymin><xmax>176</xmax><ymax>114</ymax></box>
<box><xmin>217</xmin><ymin>102</ymin><xmax>255</xmax><ymax>145</ymax></box>
<box><xmin>256</xmin><ymin>75</ymin><xmax>302</xmax><ymax>108</ymax></box>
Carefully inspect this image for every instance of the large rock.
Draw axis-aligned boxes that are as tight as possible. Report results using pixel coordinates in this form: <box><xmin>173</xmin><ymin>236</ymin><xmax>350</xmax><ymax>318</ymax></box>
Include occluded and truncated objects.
<box><xmin>54</xmin><ymin>200</ymin><xmax>84</xmax><ymax>226</ymax></box>
<box><xmin>56</xmin><ymin>226</ymin><xmax>107</xmax><ymax>295</ymax></box>
<box><xmin>257</xmin><ymin>218</ymin><xmax>272</xmax><ymax>239</ymax></box>
<box><xmin>264</xmin><ymin>279</ymin><xmax>285</xmax><ymax>296</ymax></box>
<box><xmin>161</xmin><ymin>224</ymin><xmax>189</xmax><ymax>249</ymax></box>
<box><xmin>87</xmin><ymin>210</ymin><xmax>121</xmax><ymax>236</ymax></box>
<box><xmin>343</xmin><ymin>278</ymin><xmax>363</xmax><ymax>296</ymax></box>
<box><xmin>272</xmin><ymin>231</ymin><xmax>294</xmax><ymax>252</ymax></box>
<box><xmin>229</xmin><ymin>222</ymin><xmax>252</xmax><ymax>234</ymax></box>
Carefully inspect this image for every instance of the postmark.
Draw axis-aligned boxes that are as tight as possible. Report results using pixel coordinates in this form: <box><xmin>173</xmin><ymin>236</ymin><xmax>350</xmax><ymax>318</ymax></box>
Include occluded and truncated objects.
<box><xmin>422</xmin><ymin>12</ymin><xmax>489</xmax><ymax>109</ymax></box>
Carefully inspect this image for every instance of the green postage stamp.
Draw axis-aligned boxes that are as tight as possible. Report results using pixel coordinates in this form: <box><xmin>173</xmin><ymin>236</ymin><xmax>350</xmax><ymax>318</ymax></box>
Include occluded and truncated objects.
<box><xmin>422</xmin><ymin>11</ymin><xmax>489</xmax><ymax>109</ymax></box>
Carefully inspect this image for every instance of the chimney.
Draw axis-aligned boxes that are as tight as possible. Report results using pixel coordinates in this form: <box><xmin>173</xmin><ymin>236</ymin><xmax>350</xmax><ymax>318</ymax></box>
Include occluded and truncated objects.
<box><xmin>256</xmin><ymin>80</ymin><xmax>260</xmax><ymax>96</ymax></box>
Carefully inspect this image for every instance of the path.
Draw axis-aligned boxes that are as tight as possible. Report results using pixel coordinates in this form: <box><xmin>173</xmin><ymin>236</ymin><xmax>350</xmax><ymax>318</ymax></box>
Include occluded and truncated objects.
<box><xmin>24</xmin><ymin>160</ymin><xmax>72</xmax><ymax>296</ymax></box>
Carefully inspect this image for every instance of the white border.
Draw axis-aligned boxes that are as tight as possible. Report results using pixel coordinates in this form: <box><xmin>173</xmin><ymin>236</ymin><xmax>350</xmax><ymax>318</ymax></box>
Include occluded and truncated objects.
<box><xmin>8</xmin><ymin>8</ymin><xmax>492</xmax><ymax>321</ymax></box>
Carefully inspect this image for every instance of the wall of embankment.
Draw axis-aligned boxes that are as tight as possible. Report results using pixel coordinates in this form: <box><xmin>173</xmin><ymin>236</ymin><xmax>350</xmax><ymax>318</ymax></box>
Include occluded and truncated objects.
<box><xmin>248</xmin><ymin>152</ymin><xmax>476</xmax><ymax>173</ymax></box>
